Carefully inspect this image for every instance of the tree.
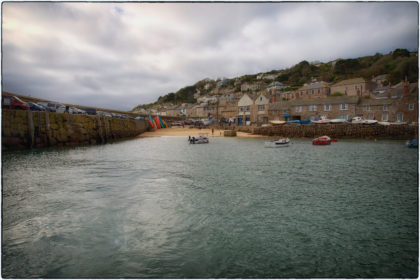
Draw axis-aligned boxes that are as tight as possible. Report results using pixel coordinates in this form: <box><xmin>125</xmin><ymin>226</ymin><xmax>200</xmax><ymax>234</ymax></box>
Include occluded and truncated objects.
<box><xmin>392</xmin><ymin>48</ymin><xmax>410</xmax><ymax>58</ymax></box>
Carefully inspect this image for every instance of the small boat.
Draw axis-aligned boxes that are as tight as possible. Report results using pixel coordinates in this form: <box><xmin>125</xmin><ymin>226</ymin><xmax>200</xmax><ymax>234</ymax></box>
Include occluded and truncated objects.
<box><xmin>286</xmin><ymin>120</ymin><xmax>301</xmax><ymax>124</ymax></box>
<box><xmin>312</xmin><ymin>117</ymin><xmax>331</xmax><ymax>124</ymax></box>
<box><xmin>312</xmin><ymin>136</ymin><xmax>332</xmax><ymax>145</ymax></box>
<box><xmin>331</xmin><ymin>138</ymin><xmax>338</xmax><ymax>142</ymax></box>
<box><xmin>269</xmin><ymin>120</ymin><xmax>286</xmax><ymax>125</ymax></box>
<box><xmin>300</xmin><ymin>120</ymin><xmax>311</xmax><ymax>124</ymax></box>
<box><xmin>265</xmin><ymin>138</ymin><xmax>290</xmax><ymax>148</ymax></box>
<box><xmin>350</xmin><ymin>117</ymin><xmax>378</xmax><ymax>125</ymax></box>
<box><xmin>406</xmin><ymin>139</ymin><xmax>418</xmax><ymax>148</ymax></box>
<box><xmin>390</xmin><ymin>122</ymin><xmax>407</xmax><ymax>125</ymax></box>
<box><xmin>330</xmin><ymin>118</ymin><xmax>347</xmax><ymax>123</ymax></box>
<box><xmin>189</xmin><ymin>133</ymin><xmax>209</xmax><ymax>144</ymax></box>
<box><xmin>378</xmin><ymin>121</ymin><xmax>390</xmax><ymax>126</ymax></box>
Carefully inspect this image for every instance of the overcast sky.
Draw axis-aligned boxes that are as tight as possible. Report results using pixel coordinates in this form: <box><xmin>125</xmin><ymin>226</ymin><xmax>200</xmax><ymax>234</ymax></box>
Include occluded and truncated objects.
<box><xmin>2</xmin><ymin>2</ymin><xmax>418</xmax><ymax>111</ymax></box>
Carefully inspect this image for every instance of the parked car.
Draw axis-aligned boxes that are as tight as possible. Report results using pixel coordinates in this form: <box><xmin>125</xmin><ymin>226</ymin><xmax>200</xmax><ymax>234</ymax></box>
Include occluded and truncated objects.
<box><xmin>84</xmin><ymin>108</ymin><xmax>97</xmax><ymax>115</ymax></box>
<box><xmin>28</xmin><ymin>102</ymin><xmax>46</xmax><ymax>111</ymax></box>
<box><xmin>2</xmin><ymin>96</ymin><xmax>30</xmax><ymax>110</ymax></box>
<box><xmin>38</xmin><ymin>102</ymin><xmax>65</xmax><ymax>113</ymax></box>
<box><xmin>36</xmin><ymin>103</ymin><xmax>53</xmax><ymax>112</ymax></box>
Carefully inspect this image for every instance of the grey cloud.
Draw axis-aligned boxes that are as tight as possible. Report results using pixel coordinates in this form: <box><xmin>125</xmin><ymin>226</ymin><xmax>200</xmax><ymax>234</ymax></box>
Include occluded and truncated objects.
<box><xmin>2</xmin><ymin>2</ymin><xmax>418</xmax><ymax>111</ymax></box>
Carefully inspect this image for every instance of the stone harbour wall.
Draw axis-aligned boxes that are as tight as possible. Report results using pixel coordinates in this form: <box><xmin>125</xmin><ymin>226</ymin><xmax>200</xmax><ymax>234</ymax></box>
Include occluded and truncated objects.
<box><xmin>234</xmin><ymin>123</ymin><xmax>418</xmax><ymax>139</ymax></box>
<box><xmin>2</xmin><ymin>110</ymin><xmax>149</xmax><ymax>151</ymax></box>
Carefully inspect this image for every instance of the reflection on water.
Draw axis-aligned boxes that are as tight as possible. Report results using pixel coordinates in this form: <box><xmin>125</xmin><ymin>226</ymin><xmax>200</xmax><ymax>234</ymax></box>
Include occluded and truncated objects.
<box><xmin>2</xmin><ymin>137</ymin><xmax>418</xmax><ymax>278</ymax></box>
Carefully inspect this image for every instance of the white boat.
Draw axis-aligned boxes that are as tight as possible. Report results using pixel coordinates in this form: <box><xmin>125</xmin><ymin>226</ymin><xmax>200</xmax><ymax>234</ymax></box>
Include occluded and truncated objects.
<box><xmin>269</xmin><ymin>120</ymin><xmax>286</xmax><ymax>125</ymax></box>
<box><xmin>378</xmin><ymin>121</ymin><xmax>390</xmax><ymax>126</ymax></box>
<box><xmin>189</xmin><ymin>133</ymin><xmax>209</xmax><ymax>144</ymax></box>
<box><xmin>330</xmin><ymin>118</ymin><xmax>347</xmax><ymax>123</ymax></box>
<box><xmin>312</xmin><ymin>118</ymin><xmax>331</xmax><ymax>124</ymax></box>
<box><xmin>390</xmin><ymin>121</ymin><xmax>407</xmax><ymax>125</ymax></box>
<box><xmin>265</xmin><ymin>138</ymin><xmax>290</xmax><ymax>148</ymax></box>
<box><xmin>350</xmin><ymin>116</ymin><xmax>378</xmax><ymax>125</ymax></box>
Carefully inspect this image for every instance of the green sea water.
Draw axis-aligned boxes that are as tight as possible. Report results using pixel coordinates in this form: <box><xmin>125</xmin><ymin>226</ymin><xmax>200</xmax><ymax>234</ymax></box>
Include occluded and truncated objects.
<box><xmin>2</xmin><ymin>137</ymin><xmax>418</xmax><ymax>278</ymax></box>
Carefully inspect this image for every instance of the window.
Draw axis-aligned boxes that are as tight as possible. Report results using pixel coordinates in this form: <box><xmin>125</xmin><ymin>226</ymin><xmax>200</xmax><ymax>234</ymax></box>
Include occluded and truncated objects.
<box><xmin>239</xmin><ymin>107</ymin><xmax>244</xmax><ymax>112</ymax></box>
<box><xmin>368</xmin><ymin>113</ymin><xmax>374</xmax><ymax>120</ymax></box>
<box><xmin>382</xmin><ymin>113</ymin><xmax>388</xmax><ymax>121</ymax></box>
<box><xmin>260</xmin><ymin>97</ymin><xmax>262</xmax><ymax>101</ymax></box>
<box><xmin>246</xmin><ymin>106</ymin><xmax>250</xmax><ymax>112</ymax></box>
<box><xmin>340</xmin><ymin>104</ymin><xmax>348</xmax><ymax>110</ymax></box>
<box><xmin>312</xmin><ymin>90</ymin><xmax>314</xmax><ymax>94</ymax></box>
<box><xmin>258</xmin><ymin>105</ymin><xmax>265</xmax><ymax>111</ymax></box>
<box><xmin>365</xmin><ymin>105</ymin><xmax>371</xmax><ymax>111</ymax></box>
<box><xmin>309</xmin><ymin>105</ymin><xmax>317</xmax><ymax>112</ymax></box>
<box><xmin>295</xmin><ymin>106</ymin><xmax>302</xmax><ymax>112</ymax></box>
<box><xmin>409</xmin><ymin>104</ymin><xmax>414</xmax><ymax>110</ymax></box>
<box><xmin>324</xmin><ymin>104</ymin><xmax>331</xmax><ymax>111</ymax></box>
<box><xmin>383</xmin><ymin>105</ymin><xmax>388</xmax><ymax>111</ymax></box>
<box><xmin>397</xmin><ymin>113</ymin><xmax>404</xmax><ymax>122</ymax></box>
<box><xmin>318</xmin><ymin>89</ymin><xmax>320</xmax><ymax>94</ymax></box>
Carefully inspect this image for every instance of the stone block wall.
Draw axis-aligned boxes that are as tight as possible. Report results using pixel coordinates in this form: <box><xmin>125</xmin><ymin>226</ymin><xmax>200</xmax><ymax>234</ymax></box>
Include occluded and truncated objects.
<box><xmin>234</xmin><ymin>124</ymin><xmax>418</xmax><ymax>140</ymax></box>
<box><xmin>2</xmin><ymin>110</ymin><xmax>149</xmax><ymax>150</ymax></box>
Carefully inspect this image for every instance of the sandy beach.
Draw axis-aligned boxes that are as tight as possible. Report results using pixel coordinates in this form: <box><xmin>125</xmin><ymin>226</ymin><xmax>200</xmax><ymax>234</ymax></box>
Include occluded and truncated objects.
<box><xmin>138</xmin><ymin>126</ymin><xmax>266</xmax><ymax>138</ymax></box>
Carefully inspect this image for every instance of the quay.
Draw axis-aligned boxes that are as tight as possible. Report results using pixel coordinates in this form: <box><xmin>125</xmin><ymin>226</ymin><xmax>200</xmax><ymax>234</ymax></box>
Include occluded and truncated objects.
<box><xmin>2</xmin><ymin>109</ymin><xmax>149</xmax><ymax>151</ymax></box>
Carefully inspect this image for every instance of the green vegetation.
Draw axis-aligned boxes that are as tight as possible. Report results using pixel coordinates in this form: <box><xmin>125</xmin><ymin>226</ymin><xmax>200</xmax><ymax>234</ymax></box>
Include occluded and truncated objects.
<box><xmin>132</xmin><ymin>48</ymin><xmax>418</xmax><ymax>111</ymax></box>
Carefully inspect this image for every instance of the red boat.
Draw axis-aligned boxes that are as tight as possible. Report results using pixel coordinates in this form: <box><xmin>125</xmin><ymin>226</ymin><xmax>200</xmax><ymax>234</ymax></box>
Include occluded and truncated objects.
<box><xmin>312</xmin><ymin>136</ymin><xmax>332</xmax><ymax>145</ymax></box>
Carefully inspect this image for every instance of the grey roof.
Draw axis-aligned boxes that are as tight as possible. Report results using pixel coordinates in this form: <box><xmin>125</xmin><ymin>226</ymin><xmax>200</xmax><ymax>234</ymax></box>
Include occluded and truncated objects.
<box><xmin>358</xmin><ymin>98</ymin><xmax>394</xmax><ymax>106</ymax></box>
<box><xmin>269</xmin><ymin>101</ymin><xmax>290</xmax><ymax>110</ymax></box>
<box><xmin>304</xmin><ymin>82</ymin><xmax>329</xmax><ymax>90</ymax></box>
<box><xmin>287</xmin><ymin>96</ymin><xmax>359</xmax><ymax>106</ymax></box>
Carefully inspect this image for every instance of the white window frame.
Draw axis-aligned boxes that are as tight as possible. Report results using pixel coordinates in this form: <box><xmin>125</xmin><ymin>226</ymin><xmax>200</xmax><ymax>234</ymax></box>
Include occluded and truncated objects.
<box><xmin>246</xmin><ymin>106</ymin><xmax>250</xmax><ymax>112</ymax></box>
<box><xmin>309</xmin><ymin>105</ymin><xmax>317</xmax><ymax>112</ymax></box>
<box><xmin>382</xmin><ymin>113</ymin><xmax>388</xmax><ymax>121</ymax></box>
<box><xmin>324</xmin><ymin>104</ymin><xmax>331</xmax><ymax>111</ymax></box>
<box><xmin>409</xmin><ymin>104</ymin><xmax>414</xmax><ymax>111</ymax></box>
<box><xmin>258</xmin><ymin>105</ymin><xmax>265</xmax><ymax>111</ymax></box>
<box><xmin>340</xmin><ymin>104</ymin><xmax>348</xmax><ymax>110</ymax></box>
<box><xmin>320</xmin><ymin>114</ymin><xmax>327</xmax><ymax>119</ymax></box>
<box><xmin>383</xmin><ymin>105</ymin><xmax>388</xmax><ymax>111</ymax></box>
<box><xmin>365</xmin><ymin>105</ymin><xmax>371</xmax><ymax>111</ymax></box>
<box><xmin>397</xmin><ymin>113</ymin><xmax>404</xmax><ymax>122</ymax></box>
<box><xmin>295</xmin><ymin>106</ymin><xmax>302</xmax><ymax>112</ymax></box>
<box><xmin>368</xmin><ymin>113</ymin><xmax>374</xmax><ymax>120</ymax></box>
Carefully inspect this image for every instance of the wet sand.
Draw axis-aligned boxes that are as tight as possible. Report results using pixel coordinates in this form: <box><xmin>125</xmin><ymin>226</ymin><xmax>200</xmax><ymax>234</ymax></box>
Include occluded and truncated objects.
<box><xmin>138</xmin><ymin>126</ymin><xmax>266</xmax><ymax>138</ymax></box>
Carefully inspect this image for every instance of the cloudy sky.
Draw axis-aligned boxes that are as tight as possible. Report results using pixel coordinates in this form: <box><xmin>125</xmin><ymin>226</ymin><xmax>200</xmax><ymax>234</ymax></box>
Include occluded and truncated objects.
<box><xmin>2</xmin><ymin>2</ymin><xmax>418</xmax><ymax>111</ymax></box>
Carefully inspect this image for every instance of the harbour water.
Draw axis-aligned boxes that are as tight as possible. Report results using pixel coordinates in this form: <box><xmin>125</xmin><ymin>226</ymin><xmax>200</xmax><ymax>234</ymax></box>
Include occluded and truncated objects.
<box><xmin>2</xmin><ymin>137</ymin><xmax>418</xmax><ymax>278</ymax></box>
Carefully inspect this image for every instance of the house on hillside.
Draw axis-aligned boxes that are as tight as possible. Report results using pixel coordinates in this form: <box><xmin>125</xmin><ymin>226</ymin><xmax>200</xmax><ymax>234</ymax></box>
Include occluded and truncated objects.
<box><xmin>330</xmin><ymin>78</ymin><xmax>376</xmax><ymax>97</ymax></box>
<box><xmin>254</xmin><ymin>93</ymin><xmax>270</xmax><ymax>125</ymax></box>
<box><xmin>237</xmin><ymin>93</ymin><xmax>255</xmax><ymax>125</ymax></box>
<box><xmin>268</xmin><ymin>101</ymin><xmax>290</xmax><ymax>121</ymax></box>
<box><xmin>266</xmin><ymin>81</ymin><xmax>287</xmax><ymax>95</ymax></box>
<box><xmin>241</xmin><ymin>82</ymin><xmax>267</xmax><ymax>92</ymax></box>
<box><xmin>287</xmin><ymin>96</ymin><xmax>359</xmax><ymax>121</ymax></box>
<box><xmin>372</xmin><ymin>74</ymin><xmax>388</xmax><ymax>87</ymax></box>
<box><xmin>296</xmin><ymin>81</ymin><xmax>330</xmax><ymax>99</ymax></box>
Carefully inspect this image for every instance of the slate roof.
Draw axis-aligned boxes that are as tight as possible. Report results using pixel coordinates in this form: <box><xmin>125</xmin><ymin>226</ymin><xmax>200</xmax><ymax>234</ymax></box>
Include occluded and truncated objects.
<box><xmin>332</xmin><ymin>78</ymin><xmax>366</xmax><ymax>86</ymax></box>
<box><xmin>358</xmin><ymin>98</ymin><xmax>394</xmax><ymax>106</ymax></box>
<box><xmin>300</xmin><ymin>81</ymin><xmax>330</xmax><ymax>90</ymax></box>
<box><xmin>287</xmin><ymin>96</ymin><xmax>359</xmax><ymax>106</ymax></box>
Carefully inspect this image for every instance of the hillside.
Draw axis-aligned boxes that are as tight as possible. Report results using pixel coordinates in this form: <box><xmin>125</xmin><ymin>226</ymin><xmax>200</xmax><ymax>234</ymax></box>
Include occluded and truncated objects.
<box><xmin>132</xmin><ymin>48</ymin><xmax>418</xmax><ymax>111</ymax></box>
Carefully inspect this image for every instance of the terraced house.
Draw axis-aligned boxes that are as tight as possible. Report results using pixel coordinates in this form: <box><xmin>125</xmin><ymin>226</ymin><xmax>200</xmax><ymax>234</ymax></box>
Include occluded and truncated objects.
<box><xmin>286</xmin><ymin>96</ymin><xmax>359</xmax><ymax>121</ymax></box>
<box><xmin>296</xmin><ymin>81</ymin><xmax>330</xmax><ymax>99</ymax></box>
<box><xmin>330</xmin><ymin>78</ymin><xmax>376</xmax><ymax>97</ymax></box>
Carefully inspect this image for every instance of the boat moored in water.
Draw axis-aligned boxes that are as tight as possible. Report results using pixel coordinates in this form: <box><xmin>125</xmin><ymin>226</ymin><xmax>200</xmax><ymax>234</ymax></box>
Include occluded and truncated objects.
<box><xmin>312</xmin><ymin>136</ymin><xmax>332</xmax><ymax>145</ymax></box>
<box><xmin>265</xmin><ymin>138</ymin><xmax>290</xmax><ymax>148</ymax></box>
<box><xmin>406</xmin><ymin>139</ymin><xmax>418</xmax><ymax>148</ymax></box>
<box><xmin>189</xmin><ymin>133</ymin><xmax>209</xmax><ymax>144</ymax></box>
